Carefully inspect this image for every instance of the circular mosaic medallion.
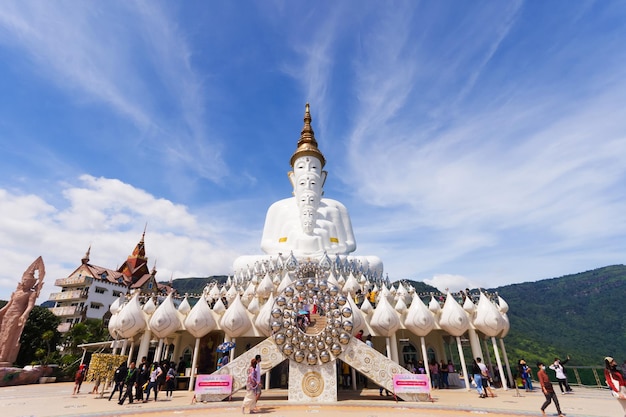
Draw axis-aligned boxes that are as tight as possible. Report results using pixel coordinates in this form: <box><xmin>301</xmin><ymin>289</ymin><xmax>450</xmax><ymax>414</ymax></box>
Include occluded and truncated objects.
<box><xmin>301</xmin><ymin>371</ymin><xmax>324</xmax><ymax>397</ymax></box>
<box><xmin>270</xmin><ymin>263</ymin><xmax>354</xmax><ymax>366</ymax></box>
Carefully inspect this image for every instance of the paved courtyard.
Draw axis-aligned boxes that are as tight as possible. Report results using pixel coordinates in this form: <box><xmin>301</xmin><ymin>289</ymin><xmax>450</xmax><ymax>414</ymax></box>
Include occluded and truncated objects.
<box><xmin>1</xmin><ymin>382</ymin><xmax>622</xmax><ymax>417</ymax></box>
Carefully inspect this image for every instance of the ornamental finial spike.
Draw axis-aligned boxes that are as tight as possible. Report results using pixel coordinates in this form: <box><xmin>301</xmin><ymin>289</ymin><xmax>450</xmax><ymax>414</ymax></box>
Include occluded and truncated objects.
<box><xmin>290</xmin><ymin>103</ymin><xmax>326</xmax><ymax>168</ymax></box>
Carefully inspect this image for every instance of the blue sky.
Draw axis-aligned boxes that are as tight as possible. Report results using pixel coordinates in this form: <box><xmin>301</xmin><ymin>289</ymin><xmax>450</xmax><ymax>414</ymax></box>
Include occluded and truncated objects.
<box><xmin>1</xmin><ymin>1</ymin><xmax>625</xmax><ymax>302</ymax></box>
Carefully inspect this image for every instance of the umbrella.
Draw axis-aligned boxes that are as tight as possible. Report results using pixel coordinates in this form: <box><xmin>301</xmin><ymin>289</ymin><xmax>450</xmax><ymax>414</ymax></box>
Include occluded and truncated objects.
<box><xmin>216</xmin><ymin>341</ymin><xmax>236</xmax><ymax>353</ymax></box>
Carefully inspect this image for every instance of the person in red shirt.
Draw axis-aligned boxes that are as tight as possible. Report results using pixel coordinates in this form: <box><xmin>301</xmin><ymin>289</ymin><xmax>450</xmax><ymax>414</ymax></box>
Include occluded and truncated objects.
<box><xmin>537</xmin><ymin>362</ymin><xmax>564</xmax><ymax>417</ymax></box>
<box><xmin>605</xmin><ymin>356</ymin><xmax>626</xmax><ymax>417</ymax></box>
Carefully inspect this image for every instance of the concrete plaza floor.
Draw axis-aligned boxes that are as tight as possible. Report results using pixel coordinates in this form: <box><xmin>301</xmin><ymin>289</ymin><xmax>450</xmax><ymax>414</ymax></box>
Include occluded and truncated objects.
<box><xmin>1</xmin><ymin>382</ymin><xmax>622</xmax><ymax>417</ymax></box>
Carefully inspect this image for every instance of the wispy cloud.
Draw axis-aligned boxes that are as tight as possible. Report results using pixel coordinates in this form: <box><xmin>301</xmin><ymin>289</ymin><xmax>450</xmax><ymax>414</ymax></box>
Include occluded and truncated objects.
<box><xmin>0</xmin><ymin>1</ymin><xmax>226</xmax><ymax>184</ymax></box>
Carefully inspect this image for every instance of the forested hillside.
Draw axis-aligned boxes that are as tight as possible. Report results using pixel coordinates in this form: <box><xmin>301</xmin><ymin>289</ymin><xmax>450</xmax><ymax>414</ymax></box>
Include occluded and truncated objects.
<box><xmin>494</xmin><ymin>265</ymin><xmax>626</xmax><ymax>366</ymax></box>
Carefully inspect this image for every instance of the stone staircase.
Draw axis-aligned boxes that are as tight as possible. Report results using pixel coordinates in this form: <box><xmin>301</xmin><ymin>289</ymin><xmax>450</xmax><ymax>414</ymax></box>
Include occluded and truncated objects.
<box><xmin>305</xmin><ymin>312</ymin><xmax>327</xmax><ymax>334</ymax></box>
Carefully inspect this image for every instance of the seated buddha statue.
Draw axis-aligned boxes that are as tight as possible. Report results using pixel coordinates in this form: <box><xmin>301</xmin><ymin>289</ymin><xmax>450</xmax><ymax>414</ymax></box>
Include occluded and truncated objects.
<box><xmin>233</xmin><ymin>104</ymin><xmax>382</xmax><ymax>277</ymax></box>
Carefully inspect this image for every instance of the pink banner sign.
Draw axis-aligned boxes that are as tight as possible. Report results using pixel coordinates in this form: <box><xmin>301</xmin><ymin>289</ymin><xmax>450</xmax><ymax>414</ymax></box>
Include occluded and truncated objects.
<box><xmin>194</xmin><ymin>374</ymin><xmax>233</xmax><ymax>395</ymax></box>
<box><xmin>393</xmin><ymin>374</ymin><xmax>431</xmax><ymax>394</ymax></box>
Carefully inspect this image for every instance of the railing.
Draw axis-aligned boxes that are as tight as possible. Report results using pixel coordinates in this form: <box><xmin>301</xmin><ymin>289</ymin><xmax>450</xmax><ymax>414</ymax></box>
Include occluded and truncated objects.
<box><xmin>54</xmin><ymin>275</ymin><xmax>93</xmax><ymax>287</ymax></box>
<box><xmin>49</xmin><ymin>305</ymin><xmax>86</xmax><ymax>317</ymax></box>
<box><xmin>48</xmin><ymin>289</ymin><xmax>88</xmax><ymax>301</ymax></box>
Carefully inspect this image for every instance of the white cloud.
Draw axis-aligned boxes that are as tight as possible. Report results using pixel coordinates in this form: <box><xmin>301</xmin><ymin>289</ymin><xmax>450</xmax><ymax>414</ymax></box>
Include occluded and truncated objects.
<box><xmin>0</xmin><ymin>176</ymin><xmax>248</xmax><ymax>301</ymax></box>
<box><xmin>423</xmin><ymin>274</ymin><xmax>480</xmax><ymax>293</ymax></box>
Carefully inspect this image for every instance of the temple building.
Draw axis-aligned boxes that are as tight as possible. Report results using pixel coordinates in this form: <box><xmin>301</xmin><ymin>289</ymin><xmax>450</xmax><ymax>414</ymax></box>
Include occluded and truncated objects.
<box><xmin>106</xmin><ymin>105</ymin><xmax>513</xmax><ymax>402</ymax></box>
<box><xmin>48</xmin><ymin>231</ymin><xmax>169</xmax><ymax>333</ymax></box>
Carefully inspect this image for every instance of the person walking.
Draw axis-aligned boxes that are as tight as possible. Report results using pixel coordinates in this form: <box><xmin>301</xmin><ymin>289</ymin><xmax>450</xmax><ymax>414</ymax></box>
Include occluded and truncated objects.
<box><xmin>519</xmin><ymin>359</ymin><xmax>533</xmax><ymax>391</ymax></box>
<box><xmin>472</xmin><ymin>359</ymin><xmax>485</xmax><ymax>398</ymax></box>
<box><xmin>143</xmin><ymin>362</ymin><xmax>163</xmax><ymax>403</ymax></box>
<box><xmin>605</xmin><ymin>356</ymin><xmax>626</xmax><ymax>417</ymax></box>
<box><xmin>253</xmin><ymin>354</ymin><xmax>263</xmax><ymax>410</ymax></box>
<box><xmin>537</xmin><ymin>362</ymin><xmax>564</xmax><ymax>417</ymax></box>
<box><xmin>73</xmin><ymin>364</ymin><xmax>86</xmax><ymax>395</ymax></box>
<box><xmin>108</xmin><ymin>361</ymin><xmax>127</xmax><ymax>402</ymax></box>
<box><xmin>241</xmin><ymin>358</ymin><xmax>258</xmax><ymax>414</ymax></box>
<box><xmin>165</xmin><ymin>362</ymin><xmax>176</xmax><ymax>400</ymax></box>
<box><xmin>550</xmin><ymin>356</ymin><xmax>573</xmax><ymax>394</ymax></box>
<box><xmin>135</xmin><ymin>356</ymin><xmax>148</xmax><ymax>402</ymax></box>
<box><xmin>118</xmin><ymin>362</ymin><xmax>138</xmax><ymax>405</ymax></box>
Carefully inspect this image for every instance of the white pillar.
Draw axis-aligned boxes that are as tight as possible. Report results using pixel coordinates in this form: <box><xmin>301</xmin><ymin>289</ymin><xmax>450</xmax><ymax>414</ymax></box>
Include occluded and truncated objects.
<box><xmin>351</xmin><ymin>367</ymin><xmax>357</xmax><ymax>390</ymax></box>
<box><xmin>189</xmin><ymin>338</ymin><xmax>200</xmax><ymax>392</ymax></box>
<box><xmin>164</xmin><ymin>339</ymin><xmax>171</xmax><ymax>361</ymax></box>
<box><xmin>468</xmin><ymin>328</ymin><xmax>483</xmax><ymax>361</ymax></box>
<box><xmin>483</xmin><ymin>339</ymin><xmax>493</xmax><ymax>368</ymax></box>
<box><xmin>120</xmin><ymin>339</ymin><xmax>128</xmax><ymax>356</ymax></box>
<box><xmin>499</xmin><ymin>338</ymin><xmax>514</xmax><ymax>389</ymax></box>
<box><xmin>154</xmin><ymin>339</ymin><xmax>164</xmax><ymax>362</ymax></box>
<box><xmin>390</xmin><ymin>332</ymin><xmax>399</xmax><ymax>363</ymax></box>
<box><xmin>127</xmin><ymin>341</ymin><xmax>135</xmax><ymax>366</ymax></box>
<box><xmin>228</xmin><ymin>336</ymin><xmax>235</xmax><ymax>362</ymax></box>
<box><xmin>171</xmin><ymin>334</ymin><xmax>182</xmax><ymax>361</ymax></box>
<box><xmin>137</xmin><ymin>330</ymin><xmax>152</xmax><ymax>362</ymax></box>
<box><xmin>491</xmin><ymin>337</ymin><xmax>507</xmax><ymax>391</ymax></box>
<box><xmin>456</xmin><ymin>336</ymin><xmax>470</xmax><ymax>391</ymax></box>
<box><xmin>420</xmin><ymin>336</ymin><xmax>431</xmax><ymax>382</ymax></box>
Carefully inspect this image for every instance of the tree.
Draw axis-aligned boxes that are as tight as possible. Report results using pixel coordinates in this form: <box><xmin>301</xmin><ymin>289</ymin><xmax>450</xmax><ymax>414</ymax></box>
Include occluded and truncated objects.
<box><xmin>16</xmin><ymin>306</ymin><xmax>61</xmax><ymax>366</ymax></box>
<box><xmin>63</xmin><ymin>318</ymin><xmax>109</xmax><ymax>354</ymax></box>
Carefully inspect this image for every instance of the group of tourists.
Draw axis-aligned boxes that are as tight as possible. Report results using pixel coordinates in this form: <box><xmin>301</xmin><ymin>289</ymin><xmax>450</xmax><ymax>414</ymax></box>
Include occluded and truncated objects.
<box><xmin>108</xmin><ymin>356</ymin><xmax>177</xmax><ymax>405</ymax></box>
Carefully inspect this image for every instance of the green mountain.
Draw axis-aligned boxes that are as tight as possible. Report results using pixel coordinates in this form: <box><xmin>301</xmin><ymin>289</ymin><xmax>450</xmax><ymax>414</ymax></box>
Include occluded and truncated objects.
<box><xmin>164</xmin><ymin>266</ymin><xmax>626</xmax><ymax>366</ymax></box>
<box><xmin>493</xmin><ymin>264</ymin><xmax>626</xmax><ymax>366</ymax></box>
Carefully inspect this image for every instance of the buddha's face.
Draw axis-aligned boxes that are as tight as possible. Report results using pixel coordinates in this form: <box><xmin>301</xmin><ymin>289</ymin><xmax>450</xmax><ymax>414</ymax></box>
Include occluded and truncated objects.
<box><xmin>292</xmin><ymin>156</ymin><xmax>323</xmax><ymax>235</ymax></box>
<box><xmin>293</xmin><ymin>156</ymin><xmax>322</xmax><ymax>179</ymax></box>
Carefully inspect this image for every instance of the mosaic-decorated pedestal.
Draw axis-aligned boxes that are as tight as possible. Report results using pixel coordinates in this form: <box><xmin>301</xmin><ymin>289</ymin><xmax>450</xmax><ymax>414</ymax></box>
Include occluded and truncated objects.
<box><xmin>288</xmin><ymin>361</ymin><xmax>337</xmax><ymax>402</ymax></box>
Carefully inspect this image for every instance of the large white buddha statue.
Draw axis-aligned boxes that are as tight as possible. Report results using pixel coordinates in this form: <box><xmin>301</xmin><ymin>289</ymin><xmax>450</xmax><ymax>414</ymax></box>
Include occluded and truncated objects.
<box><xmin>233</xmin><ymin>104</ymin><xmax>382</xmax><ymax>277</ymax></box>
<box><xmin>261</xmin><ymin>104</ymin><xmax>355</xmax><ymax>256</ymax></box>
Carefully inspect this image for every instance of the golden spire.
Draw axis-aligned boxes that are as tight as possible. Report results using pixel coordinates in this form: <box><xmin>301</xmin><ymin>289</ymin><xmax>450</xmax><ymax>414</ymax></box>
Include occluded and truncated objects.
<box><xmin>290</xmin><ymin>103</ymin><xmax>326</xmax><ymax>168</ymax></box>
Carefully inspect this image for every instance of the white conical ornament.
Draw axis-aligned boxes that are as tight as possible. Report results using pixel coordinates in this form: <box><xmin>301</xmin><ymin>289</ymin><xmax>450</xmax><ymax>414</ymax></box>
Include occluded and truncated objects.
<box><xmin>226</xmin><ymin>276</ymin><xmax>232</xmax><ymax>287</ymax></box>
<box><xmin>226</xmin><ymin>284</ymin><xmax>238</xmax><ymax>303</ymax></box>
<box><xmin>394</xmin><ymin>297</ymin><xmax>408</xmax><ymax>314</ymax></box>
<box><xmin>242</xmin><ymin>281</ymin><xmax>256</xmax><ymax>306</ymax></box>
<box><xmin>346</xmin><ymin>292</ymin><xmax>367</xmax><ymax>336</ymax></box>
<box><xmin>209</xmin><ymin>284</ymin><xmax>221</xmax><ymax>300</ymax></box>
<box><xmin>327</xmin><ymin>271</ymin><xmax>339</xmax><ymax>287</ymax></box>
<box><xmin>463</xmin><ymin>296</ymin><xmax>476</xmax><ymax>314</ymax></box>
<box><xmin>428</xmin><ymin>296</ymin><xmax>441</xmax><ymax>314</ymax></box>
<box><xmin>184</xmin><ymin>295</ymin><xmax>217</xmax><ymax>338</ymax></box>
<box><xmin>370</xmin><ymin>294</ymin><xmax>401</xmax><ymax>337</ymax></box>
<box><xmin>143</xmin><ymin>297</ymin><xmax>157</xmax><ymax>315</ymax></box>
<box><xmin>337</xmin><ymin>273</ymin><xmax>346</xmax><ymax>286</ymax></box>
<box><xmin>254</xmin><ymin>293</ymin><xmax>275</xmax><ymax>337</ymax></box>
<box><xmin>473</xmin><ymin>292</ymin><xmax>505</xmax><ymax>337</ymax></box>
<box><xmin>220</xmin><ymin>285</ymin><xmax>227</xmax><ymax>296</ymax></box>
<box><xmin>220</xmin><ymin>294</ymin><xmax>253</xmax><ymax>338</ymax></box>
<box><xmin>343</xmin><ymin>273</ymin><xmax>361</xmax><ymax>295</ymax></box>
<box><xmin>149</xmin><ymin>293</ymin><xmax>183</xmax><ymax>339</ymax></box>
<box><xmin>499</xmin><ymin>313</ymin><xmax>510</xmax><ymax>338</ymax></box>
<box><xmin>212</xmin><ymin>297</ymin><xmax>226</xmax><ymax>315</ymax></box>
<box><xmin>360</xmin><ymin>298</ymin><xmax>373</xmax><ymax>315</ymax></box>
<box><xmin>381</xmin><ymin>284</ymin><xmax>393</xmax><ymax>303</ymax></box>
<box><xmin>178</xmin><ymin>296</ymin><xmax>191</xmax><ymax>315</ymax></box>
<box><xmin>276</xmin><ymin>272</ymin><xmax>293</xmax><ymax>294</ymax></box>
<box><xmin>396</xmin><ymin>282</ymin><xmax>410</xmax><ymax>305</ymax></box>
<box><xmin>390</xmin><ymin>284</ymin><xmax>397</xmax><ymax>296</ymax></box>
<box><xmin>109</xmin><ymin>293</ymin><xmax>125</xmax><ymax>314</ymax></box>
<box><xmin>497</xmin><ymin>295</ymin><xmax>509</xmax><ymax>314</ymax></box>
<box><xmin>247</xmin><ymin>296</ymin><xmax>260</xmax><ymax>315</ymax></box>
<box><xmin>438</xmin><ymin>292</ymin><xmax>470</xmax><ymax>337</ymax></box>
<box><xmin>256</xmin><ymin>273</ymin><xmax>275</xmax><ymax>299</ymax></box>
<box><xmin>404</xmin><ymin>293</ymin><xmax>435</xmax><ymax>337</ymax></box>
<box><xmin>115</xmin><ymin>292</ymin><xmax>147</xmax><ymax>338</ymax></box>
<box><xmin>108</xmin><ymin>309</ymin><xmax>121</xmax><ymax>338</ymax></box>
